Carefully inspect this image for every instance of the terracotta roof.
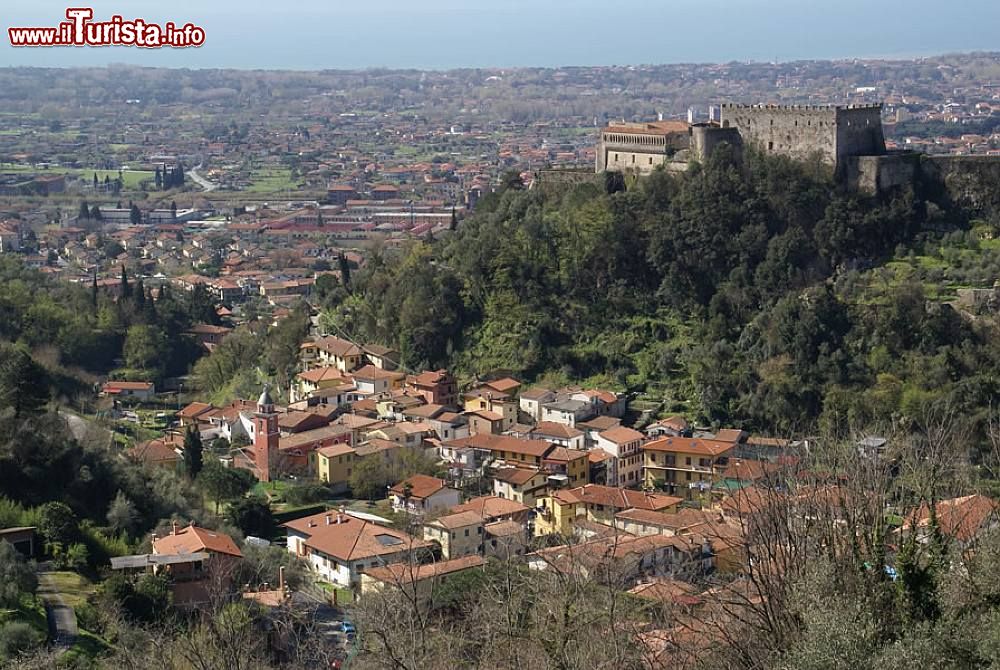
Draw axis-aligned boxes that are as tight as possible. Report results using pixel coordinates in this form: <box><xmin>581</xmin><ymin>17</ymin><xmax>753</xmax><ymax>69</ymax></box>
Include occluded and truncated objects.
<box><xmin>317</xmin><ymin>443</ymin><xmax>356</xmax><ymax>459</ymax></box>
<box><xmin>390</xmin><ymin>474</ymin><xmax>449</xmax><ymax>500</ymax></box>
<box><xmin>493</xmin><ymin>466</ymin><xmax>544</xmax><ymax>486</ymax></box>
<box><xmin>352</xmin><ymin>364</ymin><xmax>405</xmax><ymax>381</ymax></box>
<box><xmin>543</xmin><ymin>446</ymin><xmax>587</xmax><ymax>464</ymax></box>
<box><xmin>905</xmin><ymin>494</ymin><xmax>999</xmax><ymax>542</ymax></box>
<box><xmin>306</xmin><ymin>335</ymin><xmax>361</xmax><ymax>358</ymax></box>
<box><xmin>154</xmin><ymin>524</ymin><xmax>242</xmax><ymax>558</ymax></box>
<box><xmin>597</xmin><ymin>426</ymin><xmax>645</xmax><ymax>444</ymax></box>
<box><xmin>484</xmin><ymin>377</ymin><xmax>521</xmax><ymax>393</ymax></box>
<box><xmin>279</xmin><ymin>425</ymin><xmax>352</xmax><ymax>451</ymax></box>
<box><xmin>649</xmin><ymin>416</ymin><xmax>689</xmax><ymax>432</ymax></box>
<box><xmin>177</xmin><ymin>402</ymin><xmax>213</xmax><ymax>419</ymax></box>
<box><xmin>519</xmin><ymin>387</ymin><xmax>554</xmax><ymax>400</ymax></box>
<box><xmin>285</xmin><ymin>513</ymin><xmax>429</xmax><ymax>562</ymax></box>
<box><xmin>604</xmin><ymin>120</ymin><xmax>690</xmax><ymax>136</ymax></box>
<box><xmin>714</xmin><ymin>428</ymin><xmax>747</xmax><ymax>443</ymax></box>
<box><xmin>103</xmin><ymin>381</ymin><xmax>154</xmax><ymax>392</ymax></box>
<box><xmin>531</xmin><ymin>421</ymin><xmax>583</xmax><ymax>439</ymax></box>
<box><xmin>426</xmin><ymin>511</ymin><xmax>483</xmax><ymax>530</ymax></box>
<box><xmin>128</xmin><ymin>434</ymin><xmax>183</xmax><ymax>464</ymax></box>
<box><xmin>484</xmin><ymin>519</ymin><xmax>524</xmax><ymax>537</ymax></box>
<box><xmin>555</xmin><ymin>484</ymin><xmax>681</xmax><ymax>511</ymax></box>
<box><xmin>642</xmin><ymin>437</ymin><xmax>734</xmax><ymax>458</ymax></box>
<box><xmin>297</xmin><ymin>366</ymin><xmax>349</xmax><ymax>384</ymax></box>
<box><xmin>363</xmin><ymin>555</ymin><xmax>484</xmax><ymax>585</ymax></box>
<box><xmin>450</xmin><ymin>495</ymin><xmax>530</xmax><ymax>520</ymax></box>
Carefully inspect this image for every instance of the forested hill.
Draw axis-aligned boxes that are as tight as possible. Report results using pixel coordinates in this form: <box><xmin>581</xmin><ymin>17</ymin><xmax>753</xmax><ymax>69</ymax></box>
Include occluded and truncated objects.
<box><xmin>319</xmin><ymin>147</ymin><xmax>1000</xmax><ymax>439</ymax></box>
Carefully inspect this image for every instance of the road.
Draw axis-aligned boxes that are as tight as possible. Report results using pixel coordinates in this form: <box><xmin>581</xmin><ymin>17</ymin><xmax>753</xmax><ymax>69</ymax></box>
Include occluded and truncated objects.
<box><xmin>188</xmin><ymin>164</ymin><xmax>217</xmax><ymax>192</ymax></box>
<box><xmin>37</xmin><ymin>564</ymin><xmax>78</xmax><ymax>654</ymax></box>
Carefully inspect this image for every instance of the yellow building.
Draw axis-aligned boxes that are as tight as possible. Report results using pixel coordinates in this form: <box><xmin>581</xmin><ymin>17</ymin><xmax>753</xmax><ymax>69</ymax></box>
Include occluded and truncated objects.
<box><xmin>291</xmin><ymin>365</ymin><xmax>353</xmax><ymax>403</ymax></box>
<box><xmin>534</xmin><ymin>484</ymin><xmax>681</xmax><ymax>538</ymax></box>
<box><xmin>492</xmin><ymin>466</ymin><xmax>550</xmax><ymax>507</ymax></box>
<box><xmin>463</xmin><ymin>390</ymin><xmax>518</xmax><ymax>431</ymax></box>
<box><xmin>314</xmin><ymin>443</ymin><xmax>357</xmax><ymax>492</ymax></box>
<box><xmin>641</xmin><ymin>437</ymin><xmax>734</xmax><ymax>501</ymax></box>
<box><xmin>422</xmin><ymin>511</ymin><xmax>484</xmax><ymax>559</ymax></box>
<box><xmin>300</xmin><ymin>335</ymin><xmax>363</xmax><ymax>372</ymax></box>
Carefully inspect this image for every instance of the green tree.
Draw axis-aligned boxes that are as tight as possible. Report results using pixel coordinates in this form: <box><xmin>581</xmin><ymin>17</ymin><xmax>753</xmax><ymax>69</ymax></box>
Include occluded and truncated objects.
<box><xmin>183</xmin><ymin>426</ymin><xmax>204</xmax><ymax>479</ymax></box>
<box><xmin>0</xmin><ymin>344</ymin><xmax>49</xmax><ymax>420</ymax></box>
<box><xmin>38</xmin><ymin>501</ymin><xmax>79</xmax><ymax>547</ymax></box>
<box><xmin>0</xmin><ymin>542</ymin><xmax>37</xmax><ymax>608</ymax></box>
<box><xmin>130</xmin><ymin>203</ymin><xmax>141</xmax><ymax>224</ymax></box>
<box><xmin>106</xmin><ymin>491</ymin><xmax>138</xmax><ymax>536</ymax></box>
<box><xmin>349</xmin><ymin>457</ymin><xmax>391</xmax><ymax>501</ymax></box>
<box><xmin>198</xmin><ymin>460</ymin><xmax>255</xmax><ymax>513</ymax></box>
<box><xmin>226</xmin><ymin>495</ymin><xmax>276</xmax><ymax>538</ymax></box>
<box><xmin>78</xmin><ymin>200</ymin><xmax>90</xmax><ymax>220</ymax></box>
<box><xmin>123</xmin><ymin>324</ymin><xmax>167</xmax><ymax>375</ymax></box>
<box><xmin>90</xmin><ymin>204</ymin><xmax>102</xmax><ymax>220</ymax></box>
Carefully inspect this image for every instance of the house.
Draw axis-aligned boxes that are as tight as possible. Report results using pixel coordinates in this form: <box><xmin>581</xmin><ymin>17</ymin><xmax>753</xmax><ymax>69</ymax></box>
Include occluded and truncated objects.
<box><xmin>0</xmin><ymin>526</ymin><xmax>37</xmax><ymax>557</ymax></box>
<box><xmin>534</xmin><ymin>484</ymin><xmax>682</xmax><ymax>537</ymax></box>
<box><xmin>150</xmin><ymin>521</ymin><xmax>243</xmax><ymax>608</ymax></box>
<box><xmin>277</xmin><ymin>410</ymin><xmax>331</xmax><ymax>435</ymax></box>
<box><xmin>902</xmin><ymin>494</ymin><xmax>999</xmax><ymax>546</ymax></box>
<box><xmin>363</xmin><ymin>344</ymin><xmax>400</xmax><ymax>371</ymax></box>
<box><xmin>423</xmin><ymin>511</ymin><xmax>485</xmax><ymax>559</ymax></box>
<box><xmin>101</xmin><ymin>380</ymin><xmax>155</xmax><ymax>401</ymax></box>
<box><xmin>645</xmin><ymin>416</ymin><xmax>691</xmax><ymax>439</ymax></box>
<box><xmin>450</xmin><ymin>495</ymin><xmax>531</xmax><ymax>523</ymax></box>
<box><xmin>177</xmin><ymin>402</ymin><xmax>214</xmax><ymax>428</ymax></box>
<box><xmin>300</xmin><ymin>335</ymin><xmax>363</xmax><ymax>372</ymax></box>
<box><xmin>483</xmin><ymin>520</ymin><xmax>529</xmax><ymax>559</ymax></box>
<box><xmin>128</xmin><ymin>433</ymin><xmax>184</xmax><ymax>470</ymax></box>
<box><xmin>284</xmin><ymin>510</ymin><xmax>431</xmax><ymax>588</ymax></box>
<box><xmin>185</xmin><ymin>324</ymin><xmax>233</xmax><ymax>350</ymax></box>
<box><xmin>519</xmin><ymin>387</ymin><xmax>555</xmax><ymax>421</ymax></box>
<box><xmin>352</xmin><ymin>365</ymin><xmax>405</xmax><ymax>395</ymax></box>
<box><xmin>642</xmin><ymin>437</ymin><xmax>735</xmax><ymax>500</ymax></box>
<box><xmin>541</xmin><ymin>446</ymin><xmax>590</xmax><ymax>487</ymax></box>
<box><xmin>577</xmin><ymin>415</ymin><xmax>622</xmax><ymax>448</ymax></box>
<box><xmin>528</xmin><ymin>421</ymin><xmax>585</xmax><ymax>450</ymax></box>
<box><xmin>540</xmin><ymin>398</ymin><xmax>593</xmax><ymax>427</ymax></box>
<box><xmin>594</xmin><ymin>426</ymin><xmax>646</xmax><ymax>488</ymax></box>
<box><xmin>290</xmin><ymin>365</ymin><xmax>354</xmax><ymax>403</ymax></box>
<box><xmin>360</xmin><ymin>555</ymin><xmax>485</xmax><ymax>601</ymax></box>
<box><xmin>528</xmin><ymin>532</ymin><xmax>698</xmax><ymax>584</ymax></box>
<box><xmin>465</xmin><ymin>409</ymin><xmax>505</xmax><ymax>436</ymax></box>
<box><xmin>390</xmin><ymin>475</ymin><xmax>462</xmax><ymax>515</ymax></box>
<box><xmin>492</xmin><ymin>466</ymin><xmax>550</xmax><ymax>507</ymax></box>
<box><xmin>314</xmin><ymin>443</ymin><xmax>358</xmax><ymax>493</ymax></box>
<box><xmin>406</xmin><ymin>369</ymin><xmax>458</xmax><ymax>407</ymax></box>
<box><xmin>279</xmin><ymin>424</ymin><xmax>354</xmax><ymax>476</ymax></box>
<box><xmin>463</xmin><ymin>389</ymin><xmax>517</xmax><ymax>431</ymax></box>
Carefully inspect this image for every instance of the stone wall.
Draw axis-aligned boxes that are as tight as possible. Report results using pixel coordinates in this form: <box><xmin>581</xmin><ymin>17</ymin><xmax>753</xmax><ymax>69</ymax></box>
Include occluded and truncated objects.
<box><xmin>690</xmin><ymin>124</ymin><xmax>743</xmax><ymax>163</ymax></box>
<box><xmin>720</xmin><ymin>104</ymin><xmax>840</xmax><ymax>168</ymax></box>
<box><xmin>844</xmin><ymin>152</ymin><xmax>919</xmax><ymax>195</ymax></box>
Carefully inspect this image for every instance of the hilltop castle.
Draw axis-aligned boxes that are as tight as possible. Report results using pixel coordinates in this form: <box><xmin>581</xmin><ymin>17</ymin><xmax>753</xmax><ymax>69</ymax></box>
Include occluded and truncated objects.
<box><xmin>595</xmin><ymin>103</ymin><xmax>895</xmax><ymax>188</ymax></box>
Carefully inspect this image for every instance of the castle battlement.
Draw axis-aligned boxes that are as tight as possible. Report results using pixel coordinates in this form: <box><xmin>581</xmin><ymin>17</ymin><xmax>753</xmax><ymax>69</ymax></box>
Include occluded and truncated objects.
<box><xmin>720</xmin><ymin>102</ymin><xmax>882</xmax><ymax>113</ymax></box>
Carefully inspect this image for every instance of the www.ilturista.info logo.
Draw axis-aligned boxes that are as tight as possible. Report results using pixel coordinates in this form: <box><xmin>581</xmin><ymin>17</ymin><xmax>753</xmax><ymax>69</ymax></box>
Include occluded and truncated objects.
<box><xmin>8</xmin><ymin>8</ymin><xmax>205</xmax><ymax>48</ymax></box>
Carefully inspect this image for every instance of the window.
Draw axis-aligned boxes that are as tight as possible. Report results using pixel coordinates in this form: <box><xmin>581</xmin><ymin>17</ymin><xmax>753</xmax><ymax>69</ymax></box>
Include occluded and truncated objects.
<box><xmin>768</xmin><ymin>141</ymin><xmax>774</xmax><ymax>151</ymax></box>
<box><xmin>464</xmin><ymin>529</ymin><xmax>470</xmax><ymax>537</ymax></box>
<box><xmin>685</xmin><ymin>457</ymin><xmax>692</xmax><ymax>466</ymax></box>
<box><xmin>649</xmin><ymin>157</ymin><xmax>653</xmax><ymax>165</ymax></box>
<box><xmin>686</xmin><ymin>472</ymin><xmax>692</xmax><ymax>481</ymax></box>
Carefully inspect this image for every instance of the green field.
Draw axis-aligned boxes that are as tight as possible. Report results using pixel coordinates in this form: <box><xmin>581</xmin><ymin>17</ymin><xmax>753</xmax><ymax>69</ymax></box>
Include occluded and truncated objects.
<box><xmin>0</xmin><ymin>164</ymin><xmax>154</xmax><ymax>189</ymax></box>
<box><xmin>244</xmin><ymin>167</ymin><xmax>303</xmax><ymax>193</ymax></box>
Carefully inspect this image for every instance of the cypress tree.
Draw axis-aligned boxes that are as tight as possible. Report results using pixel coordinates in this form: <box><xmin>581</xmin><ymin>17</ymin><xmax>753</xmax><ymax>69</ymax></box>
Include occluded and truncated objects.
<box><xmin>120</xmin><ymin>266</ymin><xmax>131</xmax><ymax>300</ymax></box>
<box><xmin>183</xmin><ymin>426</ymin><xmax>204</xmax><ymax>479</ymax></box>
<box><xmin>338</xmin><ymin>253</ymin><xmax>351</xmax><ymax>291</ymax></box>
<box><xmin>79</xmin><ymin>200</ymin><xmax>90</xmax><ymax>220</ymax></box>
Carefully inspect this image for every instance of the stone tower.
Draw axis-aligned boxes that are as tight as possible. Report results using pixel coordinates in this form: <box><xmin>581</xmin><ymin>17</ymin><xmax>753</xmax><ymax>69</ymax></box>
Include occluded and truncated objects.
<box><xmin>253</xmin><ymin>384</ymin><xmax>279</xmax><ymax>482</ymax></box>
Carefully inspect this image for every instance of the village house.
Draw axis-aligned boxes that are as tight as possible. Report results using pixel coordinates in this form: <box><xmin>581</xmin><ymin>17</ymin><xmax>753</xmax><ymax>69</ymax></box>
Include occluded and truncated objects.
<box><xmin>127</xmin><ymin>433</ymin><xmax>184</xmax><ymax>470</ymax></box>
<box><xmin>146</xmin><ymin>521</ymin><xmax>243</xmax><ymax>608</ymax></box>
<box><xmin>463</xmin><ymin>388</ymin><xmax>517</xmax><ymax>431</ymax></box>
<box><xmin>642</xmin><ymin>436</ymin><xmax>735</xmax><ymax>500</ymax></box>
<box><xmin>300</xmin><ymin>335</ymin><xmax>363</xmax><ymax>372</ymax></box>
<box><xmin>519</xmin><ymin>387</ymin><xmax>556</xmax><ymax>421</ymax></box>
<box><xmin>283</xmin><ymin>509</ymin><xmax>431</xmax><ymax>588</ymax></box>
<box><xmin>423</xmin><ymin>511</ymin><xmax>485</xmax><ymax>559</ymax></box>
<box><xmin>405</xmin><ymin>369</ymin><xmax>458</xmax><ymax>407</ymax></box>
<box><xmin>594</xmin><ymin>426</ymin><xmax>647</xmax><ymax>488</ymax></box>
<box><xmin>360</xmin><ymin>555</ymin><xmax>486</xmax><ymax>601</ymax></box>
<box><xmin>313</xmin><ymin>442</ymin><xmax>358</xmax><ymax>493</ymax></box>
<box><xmin>101</xmin><ymin>380</ymin><xmax>156</xmax><ymax>401</ymax></box>
<box><xmin>534</xmin><ymin>484</ymin><xmax>682</xmax><ymax>537</ymax></box>
<box><xmin>527</xmin><ymin>421</ymin><xmax>585</xmax><ymax>450</ymax></box>
<box><xmin>492</xmin><ymin>465</ymin><xmax>551</xmax><ymax>507</ymax></box>
<box><xmin>389</xmin><ymin>474</ymin><xmax>462</xmax><ymax>515</ymax></box>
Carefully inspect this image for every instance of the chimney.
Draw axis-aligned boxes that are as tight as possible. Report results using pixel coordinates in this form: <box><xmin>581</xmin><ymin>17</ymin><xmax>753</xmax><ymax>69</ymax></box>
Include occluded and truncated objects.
<box><xmin>171</xmin><ymin>520</ymin><xmax>179</xmax><ymax>536</ymax></box>
<box><xmin>325</xmin><ymin>514</ymin><xmax>332</xmax><ymax>525</ymax></box>
<box><xmin>278</xmin><ymin>566</ymin><xmax>286</xmax><ymax>596</ymax></box>
<box><xmin>151</xmin><ymin>532</ymin><xmax>158</xmax><ymax>543</ymax></box>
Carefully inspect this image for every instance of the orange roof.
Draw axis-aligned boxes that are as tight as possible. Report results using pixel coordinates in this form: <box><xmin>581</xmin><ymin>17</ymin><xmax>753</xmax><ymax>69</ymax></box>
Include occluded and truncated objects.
<box><xmin>604</xmin><ymin>120</ymin><xmax>690</xmax><ymax>136</ymax></box>
<box><xmin>103</xmin><ymin>381</ymin><xmax>154</xmax><ymax>391</ymax></box>
<box><xmin>531</xmin><ymin>421</ymin><xmax>583</xmax><ymax>439</ymax></box>
<box><xmin>642</xmin><ymin>437</ymin><xmax>734</xmax><ymax>457</ymax></box>
<box><xmin>363</xmin><ymin>555</ymin><xmax>484</xmax><ymax>585</ymax></box>
<box><xmin>597</xmin><ymin>426</ymin><xmax>645</xmax><ymax>444</ymax></box>
<box><xmin>905</xmin><ymin>494</ymin><xmax>999</xmax><ymax>542</ymax></box>
<box><xmin>284</xmin><ymin>513</ymin><xmax>428</xmax><ymax>562</ymax></box>
<box><xmin>427</xmin><ymin>511</ymin><xmax>483</xmax><ymax>530</ymax></box>
<box><xmin>449</xmin><ymin>495</ymin><xmax>529</xmax><ymax>520</ymax></box>
<box><xmin>390</xmin><ymin>474</ymin><xmax>449</xmax><ymax>500</ymax></box>
<box><xmin>555</xmin><ymin>484</ymin><xmax>681</xmax><ymax>511</ymax></box>
<box><xmin>154</xmin><ymin>524</ymin><xmax>242</xmax><ymax>558</ymax></box>
<box><xmin>484</xmin><ymin>377</ymin><xmax>521</xmax><ymax>394</ymax></box>
<box><xmin>297</xmin><ymin>366</ymin><xmax>349</xmax><ymax>384</ymax></box>
<box><xmin>317</xmin><ymin>443</ymin><xmax>356</xmax><ymax>459</ymax></box>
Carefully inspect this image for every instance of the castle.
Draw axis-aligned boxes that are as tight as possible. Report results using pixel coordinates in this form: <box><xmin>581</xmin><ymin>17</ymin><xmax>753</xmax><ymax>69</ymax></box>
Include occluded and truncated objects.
<box><xmin>595</xmin><ymin>103</ymin><xmax>891</xmax><ymax>184</ymax></box>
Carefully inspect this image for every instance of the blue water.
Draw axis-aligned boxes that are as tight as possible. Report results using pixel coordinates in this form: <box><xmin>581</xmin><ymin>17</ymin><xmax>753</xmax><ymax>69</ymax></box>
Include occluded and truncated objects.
<box><xmin>1</xmin><ymin>0</ymin><xmax>998</xmax><ymax>70</ymax></box>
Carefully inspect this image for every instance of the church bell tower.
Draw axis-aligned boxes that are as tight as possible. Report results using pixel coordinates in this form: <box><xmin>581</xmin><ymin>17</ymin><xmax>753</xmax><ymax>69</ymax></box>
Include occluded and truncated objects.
<box><xmin>253</xmin><ymin>384</ymin><xmax>279</xmax><ymax>482</ymax></box>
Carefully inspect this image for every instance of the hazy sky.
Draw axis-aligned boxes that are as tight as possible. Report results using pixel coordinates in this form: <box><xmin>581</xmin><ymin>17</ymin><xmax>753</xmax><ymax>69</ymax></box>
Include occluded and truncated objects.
<box><xmin>1</xmin><ymin>0</ymin><xmax>998</xmax><ymax>70</ymax></box>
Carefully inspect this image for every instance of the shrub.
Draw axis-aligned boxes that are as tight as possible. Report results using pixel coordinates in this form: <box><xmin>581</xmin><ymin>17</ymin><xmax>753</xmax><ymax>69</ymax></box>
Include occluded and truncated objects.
<box><xmin>0</xmin><ymin>622</ymin><xmax>44</xmax><ymax>660</ymax></box>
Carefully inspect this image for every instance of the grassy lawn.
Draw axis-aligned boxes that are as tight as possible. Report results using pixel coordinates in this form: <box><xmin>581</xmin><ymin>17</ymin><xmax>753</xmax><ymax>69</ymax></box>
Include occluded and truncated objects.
<box><xmin>316</xmin><ymin>581</ymin><xmax>355</xmax><ymax>605</ymax></box>
<box><xmin>244</xmin><ymin>167</ymin><xmax>303</xmax><ymax>193</ymax></box>
<box><xmin>45</xmin><ymin>571</ymin><xmax>97</xmax><ymax>611</ymax></box>
<box><xmin>0</xmin><ymin>164</ymin><xmax>153</xmax><ymax>188</ymax></box>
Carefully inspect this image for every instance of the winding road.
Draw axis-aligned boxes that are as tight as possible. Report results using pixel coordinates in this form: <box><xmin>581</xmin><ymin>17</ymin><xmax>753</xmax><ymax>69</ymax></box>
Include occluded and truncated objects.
<box><xmin>188</xmin><ymin>164</ymin><xmax>218</xmax><ymax>192</ymax></box>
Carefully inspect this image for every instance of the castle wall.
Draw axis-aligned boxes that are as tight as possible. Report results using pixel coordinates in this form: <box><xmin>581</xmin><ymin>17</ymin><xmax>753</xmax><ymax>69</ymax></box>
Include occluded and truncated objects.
<box><xmin>596</xmin><ymin>129</ymin><xmax>690</xmax><ymax>175</ymax></box>
<box><xmin>844</xmin><ymin>152</ymin><xmax>918</xmax><ymax>195</ymax></box>
<box><xmin>691</xmin><ymin>125</ymin><xmax>743</xmax><ymax>162</ymax></box>
<box><xmin>720</xmin><ymin>104</ymin><xmax>839</xmax><ymax>169</ymax></box>
<box><xmin>835</xmin><ymin>106</ymin><xmax>886</xmax><ymax>165</ymax></box>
